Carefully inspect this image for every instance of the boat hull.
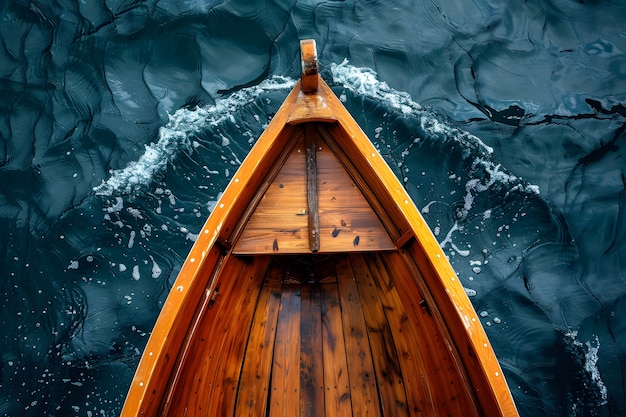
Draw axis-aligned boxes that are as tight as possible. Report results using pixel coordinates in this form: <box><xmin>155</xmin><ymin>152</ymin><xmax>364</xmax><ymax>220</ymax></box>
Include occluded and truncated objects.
<box><xmin>121</xmin><ymin>40</ymin><xmax>518</xmax><ymax>417</ymax></box>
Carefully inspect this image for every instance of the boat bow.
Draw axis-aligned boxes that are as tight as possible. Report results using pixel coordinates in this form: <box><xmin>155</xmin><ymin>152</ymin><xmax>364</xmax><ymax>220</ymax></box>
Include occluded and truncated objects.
<box><xmin>121</xmin><ymin>39</ymin><xmax>519</xmax><ymax>417</ymax></box>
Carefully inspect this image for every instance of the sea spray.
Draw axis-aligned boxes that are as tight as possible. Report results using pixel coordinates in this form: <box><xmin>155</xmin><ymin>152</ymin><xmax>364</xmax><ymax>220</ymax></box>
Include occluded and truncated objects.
<box><xmin>330</xmin><ymin>59</ymin><xmax>495</xmax><ymax>155</ymax></box>
<box><xmin>93</xmin><ymin>76</ymin><xmax>295</xmax><ymax>196</ymax></box>
<box><xmin>564</xmin><ymin>330</ymin><xmax>609</xmax><ymax>413</ymax></box>
<box><xmin>329</xmin><ymin>60</ymin><xmax>541</xmax><ymax>256</ymax></box>
<box><xmin>94</xmin><ymin>60</ymin><xmax>542</xmax><ymax>262</ymax></box>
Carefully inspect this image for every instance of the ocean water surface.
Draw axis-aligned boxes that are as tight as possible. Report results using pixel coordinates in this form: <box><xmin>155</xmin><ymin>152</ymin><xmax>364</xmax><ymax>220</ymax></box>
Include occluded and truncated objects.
<box><xmin>1</xmin><ymin>1</ymin><xmax>625</xmax><ymax>416</ymax></box>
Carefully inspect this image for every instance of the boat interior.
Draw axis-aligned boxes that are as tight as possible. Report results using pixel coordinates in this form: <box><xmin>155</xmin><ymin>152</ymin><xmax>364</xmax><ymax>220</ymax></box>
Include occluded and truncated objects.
<box><xmin>152</xmin><ymin>121</ymin><xmax>488</xmax><ymax>416</ymax></box>
<box><xmin>159</xmin><ymin>251</ymin><xmax>484</xmax><ymax>416</ymax></box>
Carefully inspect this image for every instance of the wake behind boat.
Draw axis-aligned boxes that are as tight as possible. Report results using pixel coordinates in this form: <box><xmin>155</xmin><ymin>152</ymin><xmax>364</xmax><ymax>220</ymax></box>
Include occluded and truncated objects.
<box><xmin>121</xmin><ymin>39</ymin><xmax>518</xmax><ymax>417</ymax></box>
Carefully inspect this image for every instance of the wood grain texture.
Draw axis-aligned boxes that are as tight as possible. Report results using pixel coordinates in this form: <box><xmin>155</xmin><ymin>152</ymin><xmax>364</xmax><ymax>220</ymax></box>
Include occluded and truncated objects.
<box><xmin>300</xmin><ymin>284</ymin><xmax>324</xmax><ymax>417</ymax></box>
<box><xmin>316</xmin><ymin>138</ymin><xmax>395</xmax><ymax>252</ymax></box>
<box><xmin>306</xmin><ymin>124</ymin><xmax>321</xmax><ymax>252</ymax></box>
<box><xmin>234</xmin><ymin>123</ymin><xmax>395</xmax><ymax>254</ymax></box>
<box><xmin>160</xmin><ymin>256</ymin><xmax>269</xmax><ymax>416</ymax></box>
<box><xmin>320</xmin><ymin>279</ymin><xmax>353</xmax><ymax>417</ymax></box>
<box><xmin>335</xmin><ymin>256</ymin><xmax>382</xmax><ymax>416</ymax></box>
<box><xmin>349</xmin><ymin>255</ymin><xmax>410</xmax><ymax>417</ymax></box>
<box><xmin>234</xmin><ymin>266</ymin><xmax>282</xmax><ymax>417</ymax></box>
<box><xmin>269</xmin><ymin>284</ymin><xmax>301</xmax><ymax>417</ymax></box>
<box><xmin>139</xmin><ymin>253</ymin><xmax>513</xmax><ymax>416</ymax></box>
<box><xmin>234</xmin><ymin>135</ymin><xmax>309</xmax><ymax>254</ymax></box>
<box><xmin>363</xmin><ymin>252</ymin><xmax>473</xmax><ymax>416</ymax></box>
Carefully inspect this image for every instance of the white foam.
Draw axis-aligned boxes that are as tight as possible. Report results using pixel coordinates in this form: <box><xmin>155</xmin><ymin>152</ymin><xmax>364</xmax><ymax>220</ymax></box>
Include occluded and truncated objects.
<box><xmin>330</xmin><ymin>60</ymin><xmax>494</xmax><ymax>155</ymax></box>
<box><xmin>149</xmin><ymin>255</ymin><xmax>162</xmax><ymax>279</ymax></box>
<box><xmin>331</xmin><ymin>61</ymin><xmax>541</xmax><ymax>257</ymax></box>
<box><xmin>464</xmin><ymin>287</ymin><xmax>477</xmax><ymax>297</ymax></box>
<box><xmin>128</xmin><ymin>230</ymin><xmax>136</xmax><ymax>249</ymax></box>
<box><xmin>451</xmin><ymin>243</ymin><xmax>470</xmax><ymax>257</ymax></box>
<box><xmin>421</xmin><ymin>200</ymin><xmax>437</xmax><ymax>214</ymax></box>
<box><xmin>132</xmin><ymin>265</ymin><xmax>140</xmax><ymax>281</ymax></box>
<box><xmin>438</xmin><ymin>221</ymin><xmax>459</xmax><ymax>249</ymax></box>
<box><xmin>459</xmin><ymin>158</ymin><xmax>541</xmax><ymax>223</ymax></box>
<box><xmin>95</xmin><ymin>61</ymin><xmax>543</xmax><ymax>282</ymax></box>
<box><xmin>93</xmin><ymin>76</ymin><xmax>295</xmax><ymax>196</ymax></box>
<box><xmin>331</xmin><ymin>60</ymin><xmax>421</xmax><ymax>115</ymax></box>
<box><xmin>565</xmin><ymin>331</ymin><xmax>608</xmax><ymax>406</ymax></box>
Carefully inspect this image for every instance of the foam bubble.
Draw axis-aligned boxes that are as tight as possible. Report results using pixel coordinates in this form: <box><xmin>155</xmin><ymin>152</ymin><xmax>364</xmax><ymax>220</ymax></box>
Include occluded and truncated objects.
<box><xmin>149</xmin><ymin>255</ymin><xmax>162</xmax><ymax>279</ymax></box>
<box><xmin>132</xmin><ymin>265</ymin><xmax>140</xmax><ymax>281</ymax></box>
<box><xmin>464</xmin><ymin>287</ymin><xmax>477</xmax><ymax>297</ymax></box>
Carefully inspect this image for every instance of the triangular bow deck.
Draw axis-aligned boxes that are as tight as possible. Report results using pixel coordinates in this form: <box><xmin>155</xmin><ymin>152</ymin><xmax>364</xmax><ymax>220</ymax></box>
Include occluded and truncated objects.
<box><xmin>233</xmin><ymin>123</ymin><xmax>396</xmax><ymax>254</ymax></box>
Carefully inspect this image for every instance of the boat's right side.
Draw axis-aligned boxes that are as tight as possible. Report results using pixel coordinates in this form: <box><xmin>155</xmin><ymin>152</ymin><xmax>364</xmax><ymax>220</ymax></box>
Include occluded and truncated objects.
<box><xmin>388</xmin><ymin>244</ymin><xmax>518</xmax><ymax>416</ymax></box>
<box><xmin>313</xmin><ymin>84</ymin><xmax>519</xmax><ymax>415</ymax></box>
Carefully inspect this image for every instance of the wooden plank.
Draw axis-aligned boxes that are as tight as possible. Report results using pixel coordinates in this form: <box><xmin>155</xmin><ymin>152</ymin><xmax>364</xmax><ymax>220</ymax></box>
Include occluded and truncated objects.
<box><xmin>315</xmin><ymin>134</ymin><xmax>395</xmax><ymax>252</ymax></box>
<box><xmin>269</xmin><ymin>284</ymin><xmax>301</xmax><ymax>417</ymax></box>
<box><xmin>335</xmin><ymin>256</ymin><xmax>381</xmax><ymax>416</ymax></box>
<box><xmin>234</xmin><ymin>265</ymin><xmax>283</xmax><ymax>416</ymax></box>
<box><xmin>161</xmin><ymin>256</ymin><xmax>268</xmax><ymax>415</ymax></box>
<box><xmin>228</xmin><ymin>127</ymin><xmax>303</xmax><ymax>247</ymax></box>
<box><xmin>357</xmin><ymin>253</ymin><xmax>438</xmax><ymax>416</ymax></box>
<box><xmin>234</xmin><ymin>135</ymin><xmax>309</xmax><ymax>254</ymax></box>
<box><xmin>156</xmin><ymin>250</ymin><xmax>225</xmax><ymax>415</ymax></box>
<box><xmin>159</xmin><ymin>255</ymin><xmax>247</xmax><ymax>415</ymax></box>
<box><xmin>300</xmin><ymin>284</ymin><xmax>324</xmax><ymax>417</ymax></box>
<box><xmin>232</xmin><ymin>230</ymin><xmax>310</xmax><ymax>254</ymax></box>
<box><xmin>320</xmin><ymin>276</ymin><xmax>353</xmax><ymax>417</ymax></box>
<box><xmin>368</xmin><ymin>252</ymin><xmax>481</xmax><ymax>416</ymax></box>
<box><xmin>316</xmin><ymin>124</ymin><xmax>403</xmax><ymax>242</ymax></box>
<box><xmin>205</xmin><ymin>256</ymin><xmax>273</xmax><ymax>416</ymax></box>
<box><xmin>350</xmin><ymin>254</ymin><xmax>410</xmax><ymax>417</ymax></box>
<box><xmin>391</xmin><ymin>249</ymin><xmax>480</xmax><ymax>416</ymax></box>
<box><xmin>306</xmin><ymin>124</ymin><xmax>321</xmax><ymax>252</ymax></box>
<box><xmin>404</xmin><ymin>243</ymin><xmax>517</xmax><ymax>416</ymax></box>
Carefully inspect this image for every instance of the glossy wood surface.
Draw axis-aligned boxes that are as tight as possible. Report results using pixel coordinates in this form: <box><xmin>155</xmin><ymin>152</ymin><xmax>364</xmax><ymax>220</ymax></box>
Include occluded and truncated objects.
<box><xmin>233</xmin><ymin>124</ymin><xmax>395</xmax><ymax>254</ymax></box>
<box><xmin>157</xmin><ymin>254</ymin><xmax>485</xmax><ymax>416</ymax></box>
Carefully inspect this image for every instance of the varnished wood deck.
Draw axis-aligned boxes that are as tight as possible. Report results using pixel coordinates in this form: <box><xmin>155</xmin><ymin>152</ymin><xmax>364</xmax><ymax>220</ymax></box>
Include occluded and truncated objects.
<box><xmin>233</xmin><ymin>124</ymin><xmax>395</xmax><ymax>254</ymax></box>
<box><xmin>160</xmin><ymin>253</ymin><xmax>482</xmax><ymax>416</ymax></box>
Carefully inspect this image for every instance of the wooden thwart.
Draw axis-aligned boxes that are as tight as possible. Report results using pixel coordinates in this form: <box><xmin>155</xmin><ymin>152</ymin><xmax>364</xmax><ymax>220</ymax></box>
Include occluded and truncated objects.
<box><xmin>306</xmin><ymin>124</ymin><xmax>321</xmax><ymax>252</ymax></box>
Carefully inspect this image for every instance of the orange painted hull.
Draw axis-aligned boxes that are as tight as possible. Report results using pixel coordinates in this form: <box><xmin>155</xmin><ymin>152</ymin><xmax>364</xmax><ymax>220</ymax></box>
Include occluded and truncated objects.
<box><xmin>121</xmin><ymin>40</ymin><xmax>518</xmax><ymax>417</ymax></box>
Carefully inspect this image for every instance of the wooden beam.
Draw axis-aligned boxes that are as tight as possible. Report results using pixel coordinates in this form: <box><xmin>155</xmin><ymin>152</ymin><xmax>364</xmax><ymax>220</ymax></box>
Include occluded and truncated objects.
<box><xmin>335</xmin><ymin>256</ymin><xmax>381</xmax><ymax>415</ymax></box>
<box><xmin>306</xmin><ymin>124</ymin><xmax>320</xmax><ymax>252</ymax></box>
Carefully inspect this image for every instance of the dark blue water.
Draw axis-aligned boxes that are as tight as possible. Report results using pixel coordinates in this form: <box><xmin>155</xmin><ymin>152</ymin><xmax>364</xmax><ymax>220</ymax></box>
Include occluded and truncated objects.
<box><xmin>1</xmin><ymin>1</ymin><xmax>625</xmax><ymax>416</ymax></box>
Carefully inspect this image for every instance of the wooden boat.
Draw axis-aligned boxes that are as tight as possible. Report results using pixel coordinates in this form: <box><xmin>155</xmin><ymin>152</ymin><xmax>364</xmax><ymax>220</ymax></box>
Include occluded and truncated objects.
<box><xmin>121</xmin><ymin>40</ymin><xmax>519</xmax><ymax>416</ymax></box>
